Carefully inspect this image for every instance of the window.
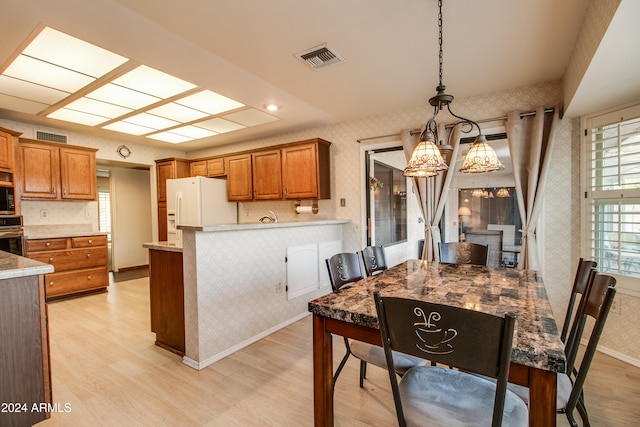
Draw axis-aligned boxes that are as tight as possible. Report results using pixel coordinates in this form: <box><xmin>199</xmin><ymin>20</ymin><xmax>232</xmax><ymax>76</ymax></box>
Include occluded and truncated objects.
<box><xmin>586</xmin><ymin>104</ymin><xmax>640</xmax><ymax>286</ymax></box>
<box><xmin>98</xmin><ymin>191</ymin><xmax>111</xmax><ymax>241</ymax></box>
<box><xmin>372</xmin><ymin>161</ymin><xmax>407</xmax><ymax>246</ymax></box>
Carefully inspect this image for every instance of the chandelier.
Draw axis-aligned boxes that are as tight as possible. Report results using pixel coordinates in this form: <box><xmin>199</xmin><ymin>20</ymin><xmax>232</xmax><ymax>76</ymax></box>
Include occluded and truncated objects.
<box><xmin>404</xmin><ymin>0</ymin><xmax>503</xmax><ymax>177</ymax></box>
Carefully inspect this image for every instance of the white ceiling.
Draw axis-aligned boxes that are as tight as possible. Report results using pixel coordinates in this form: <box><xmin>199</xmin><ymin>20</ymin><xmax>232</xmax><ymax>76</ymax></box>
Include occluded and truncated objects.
<box><xmin>1</xmin><ymin>0</ymin><xmax>639</xmax><ymax>152</ymax></box>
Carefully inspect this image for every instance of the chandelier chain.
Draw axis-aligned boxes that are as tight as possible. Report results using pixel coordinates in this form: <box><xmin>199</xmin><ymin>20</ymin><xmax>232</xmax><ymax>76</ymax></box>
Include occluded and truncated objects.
<box><xmin>437</xmin><ymin>0</ymin><xmax>443</xmax><ymax>87</ymax></box>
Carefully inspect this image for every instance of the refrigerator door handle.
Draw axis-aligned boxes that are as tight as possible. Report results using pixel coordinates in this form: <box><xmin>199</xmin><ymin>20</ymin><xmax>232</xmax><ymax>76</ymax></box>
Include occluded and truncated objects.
<box><xmin>175</xmin><ymin>191</ymin><xmax>183</xmax><ymax>226</ymax></box>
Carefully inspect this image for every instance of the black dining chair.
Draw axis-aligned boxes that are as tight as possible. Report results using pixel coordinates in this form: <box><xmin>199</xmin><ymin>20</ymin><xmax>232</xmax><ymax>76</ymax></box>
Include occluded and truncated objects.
<box><xmin>326</xmin><ymin>253</ymin><xmax>425</xmax><ymax>389</ymax></box>
<box><xmin>438</xmin><ymin>242</ymin><xmax>489</xmax><ymax>266</ymax></box>
<box><xmin>507</xmin><ymin>272</ymin><xmax>616</xmax><ymax>427</ymax></box>
<box><xmin>560</xmin><ymin>258</ymin><xmax>597</xmax><ymax>343</ymax></box>
<box><xmin>374</xmin><ymin>292</ymin><xmax>528</xmax><ymax>427</ymax></box>
<box><xmin>360</xmin><ymin>245</ymin><xmax>388</xmax><ymax>276</ymax></box>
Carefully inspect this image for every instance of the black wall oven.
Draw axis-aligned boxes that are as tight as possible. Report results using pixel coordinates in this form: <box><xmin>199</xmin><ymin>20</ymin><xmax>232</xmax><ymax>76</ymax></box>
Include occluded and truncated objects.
<box><xmin>0</xmin><ymin>215</ymin><xmax>23</xmax><ymax>256</ymax></box>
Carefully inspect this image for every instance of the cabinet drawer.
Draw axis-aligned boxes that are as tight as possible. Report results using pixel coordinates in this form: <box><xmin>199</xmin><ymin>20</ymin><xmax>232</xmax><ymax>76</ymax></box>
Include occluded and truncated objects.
<box><xmin>72</xmin><ymin>235</ymin><xmax>107</xmax><ymax>248</ymax></box>
<box><xmin>26</xmin><ymin>238</ymin><xmax>68</xmax><ymax>252</ymax></box>
<box><xmin>45</xmin><ymin>267</ymin><xmax>109</xmax><ymax>298</ymax></box>
<box><xmin>28</xmin><ymin>247</ymin><xmax>108</xmax><ymax>272</ymax></box>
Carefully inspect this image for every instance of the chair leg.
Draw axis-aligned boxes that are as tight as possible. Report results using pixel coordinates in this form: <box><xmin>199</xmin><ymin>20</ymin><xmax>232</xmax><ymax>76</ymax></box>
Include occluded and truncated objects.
<box><xmin>576</xmin><ymin>396</ymin><xmax>590</xmax><ymax>427</ymax></box>
<box><xmin>359</xmin><ymin>360</ymin><xmax>367</xmax><ymax>388</ymax></box>
<box><xmin>333</xmin><ymin>350</ymin><xmax>351</xmax><ymax>388</ymax></box>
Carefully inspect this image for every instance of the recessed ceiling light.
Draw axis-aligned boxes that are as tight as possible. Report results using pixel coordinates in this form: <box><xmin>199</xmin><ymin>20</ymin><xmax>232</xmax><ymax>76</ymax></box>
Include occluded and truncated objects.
<box><xmin>265</xmin><ymin>104</ymin><xmax>279</xmax><ymax>112</ymax></box>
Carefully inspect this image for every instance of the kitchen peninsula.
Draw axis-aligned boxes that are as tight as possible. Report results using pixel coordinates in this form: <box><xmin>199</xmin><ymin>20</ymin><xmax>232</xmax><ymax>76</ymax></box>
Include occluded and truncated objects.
<box><xmin>144</xmin><ymin>219</ymin><xmax>349</xmax><ymax>370</ymax></box>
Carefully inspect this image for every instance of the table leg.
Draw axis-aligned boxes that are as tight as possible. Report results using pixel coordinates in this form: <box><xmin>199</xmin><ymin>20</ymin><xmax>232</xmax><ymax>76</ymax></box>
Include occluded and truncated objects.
<box><xmin>313</xmin><ymin>315</ymin><xmax>334</xmax><ymax>427</ymax></box>
<box><xmin>528</xmin><ymin>368</ymin><xmax>557</xmax><ymax>427</ymax></box>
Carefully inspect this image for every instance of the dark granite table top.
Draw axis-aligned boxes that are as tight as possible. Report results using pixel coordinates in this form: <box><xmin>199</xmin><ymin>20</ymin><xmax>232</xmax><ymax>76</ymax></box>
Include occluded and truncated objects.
<box><xmin>309</xmin><ymin>259</ymin><xmax>566</xmax><ymax>373</ymax></box>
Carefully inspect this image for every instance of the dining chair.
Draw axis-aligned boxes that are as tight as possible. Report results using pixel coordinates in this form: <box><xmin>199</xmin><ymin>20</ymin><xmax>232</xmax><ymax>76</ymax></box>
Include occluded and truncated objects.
<box><xmin>374</xmin><ymin>292</ymin><xmax>528</xmax><ymax>427</ymax></box>
<box><xmin>560</xmin><ymin>258</ymin><xmax>597</xmax><ymax>343</ymax></box>
<box><xmin>360</xmin><ymin>245</ymin><xmax>388</xmax><ymax>276</ymax></box>
<box><xmin>325</xmin><ymin>253</ymin><xmax>425</xmax><ymax>389</ymax></box>
<box><xmin>507</xmin><ymin>272</ymin><xmax>616</xmax><ymax>427</ymax></box>
<box><xmin>438</xmin><ymin>241</ymin><xmax>489</xmax><ymax>266</ymax></box>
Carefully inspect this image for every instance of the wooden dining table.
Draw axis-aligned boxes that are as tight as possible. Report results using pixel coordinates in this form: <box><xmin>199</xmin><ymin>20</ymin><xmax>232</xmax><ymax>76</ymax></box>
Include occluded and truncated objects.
<box><xmin>308</xmin><ymin>259</ymin><xmax>566</xmax><ymax>426</ymax></box>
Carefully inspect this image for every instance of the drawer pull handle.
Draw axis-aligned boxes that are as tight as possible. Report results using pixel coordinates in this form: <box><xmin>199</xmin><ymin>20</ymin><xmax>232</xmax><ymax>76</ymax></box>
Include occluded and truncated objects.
<box><xmin>49</xmin><ymin>281</ymin><xmax>54</xmax><ymax>286</ymax></box>
<box><xmin>87</xmin><ymin>275</ymin><xmax>92</xmax><ymax>280</ymax></box>
<box><xmin>49</xmin><ymin>257</ymin><xmax>53</xmax><ymax>262</ymax></box>
<box><xmin>46</xmin><ymin>242</ymin><xmax>51</xmax><ymax>247</ymax></box>
<box><xmin>86</xmin><ymin>254</ymin><xmax>91</xmax><ymax>258</ymax></box>
<box><xmin>88</xmin><ymin>239</ymin><xmax>93</xmax><ymax>244</ymax></box>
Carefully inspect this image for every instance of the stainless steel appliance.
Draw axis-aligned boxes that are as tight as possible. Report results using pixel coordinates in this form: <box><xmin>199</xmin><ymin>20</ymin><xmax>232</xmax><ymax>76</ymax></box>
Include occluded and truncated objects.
<box><xmin>0</xmin><ymin>186</ymin><xmax>15</xmax><ymax>214</ymax></box>
<box><xmin>0</xmin><ymin>215</ymin><xmax>23</xmax><ymax>256</ymax></box>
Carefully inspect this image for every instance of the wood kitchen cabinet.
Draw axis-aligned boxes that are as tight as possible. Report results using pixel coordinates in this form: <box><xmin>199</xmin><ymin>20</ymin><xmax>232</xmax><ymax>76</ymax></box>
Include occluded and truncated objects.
<box><xmin>18</xmin><ymin>139</ymin><xmax>97</xmax><ymax>201</ymax></box>
<box><xmin>282</xmin><ymin>138</ymin><xmax>331</xmax><ymax>199</ymax></box>
<box><xmin>226</xmin><ymin>154</ymin><xmax>253</xmax><ymax>201</ymax></box>
<box><xmin>190</xmin><ymin>160</ymin><xmax>207</xmax><ymax>177</ymax></box>
<box><xmin>155</xmin><ymin>158</ymin><xmax>190</xmax><ymax>241</ymax></box>
<box><xmin>148</xmin><ymin>248</ymin><xmax>184</xmax><ymax>355</ymax></box>
<box><xmin>0</xmin><ymin>126</ymin><xmax>19</xmax><ymax>173</ymax></box>
<box><xmin>189</xmin><ymin>157</ymin><xmax>226</xmax><ymax>178</ymax></box>
<box><xmin>25</xmin><ymin>234</ymin><xmax>109</xmax><ymax>300</ymax></box>
<box><xmin>0</xmin><ymin>272</ymin><xmax>52</xmax><ymax>427</ymax></box>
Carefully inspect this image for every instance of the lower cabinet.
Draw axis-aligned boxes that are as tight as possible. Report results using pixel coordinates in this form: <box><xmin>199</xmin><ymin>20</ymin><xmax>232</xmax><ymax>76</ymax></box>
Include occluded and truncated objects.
<box><xmin>148</xmin><ymin>249</ymin><xmax>185</xmax><ymax>355</ymax></box>
<box><xmin>25</xmin><ymin>235</ymin><xmax>109</xmax><ymax>300</ymax></box>
<box><xmin>0</xmin><ymin>274</ymin><xmax>52</xmax><ymax>427</ymax></box>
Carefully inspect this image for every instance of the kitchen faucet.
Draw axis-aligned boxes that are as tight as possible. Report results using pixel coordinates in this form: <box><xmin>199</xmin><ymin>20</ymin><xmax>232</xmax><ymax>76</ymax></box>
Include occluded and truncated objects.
<box><xmin>259</xmin><ymin>210</ymin><xmax>278</xmax><ymax>223</ymax></box>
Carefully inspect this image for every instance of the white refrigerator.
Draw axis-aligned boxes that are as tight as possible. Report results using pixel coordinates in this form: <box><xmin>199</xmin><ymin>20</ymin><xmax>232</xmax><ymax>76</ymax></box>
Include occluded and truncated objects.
<box><xmin>166</xmin><ymin>176</ymin><xmax>237</xmax><ymax>243</ymax></box>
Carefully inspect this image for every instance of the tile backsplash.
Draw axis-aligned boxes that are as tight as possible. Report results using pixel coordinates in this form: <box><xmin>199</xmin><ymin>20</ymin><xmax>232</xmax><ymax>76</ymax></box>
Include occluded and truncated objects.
<box><xmin>21</xmin><ymin>200</ymin><xmax>98</xmax><ymax>229</ymax></box>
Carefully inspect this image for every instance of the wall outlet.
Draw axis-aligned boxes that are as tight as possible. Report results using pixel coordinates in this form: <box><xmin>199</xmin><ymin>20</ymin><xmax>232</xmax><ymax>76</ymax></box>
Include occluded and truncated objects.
<box><xmin>40</xmin><ymin>209</ymin><xmax>48</xmax><ymax>219</ymax></box>
<box><xmin>340</xmin><ymin>198</ymin><xmax>346</xmax><ymax>207</ymax></box>
<box><xmin>276</xmin><ymin>282</ymin><xmax>284</xmax><ymax>293</ymax></box>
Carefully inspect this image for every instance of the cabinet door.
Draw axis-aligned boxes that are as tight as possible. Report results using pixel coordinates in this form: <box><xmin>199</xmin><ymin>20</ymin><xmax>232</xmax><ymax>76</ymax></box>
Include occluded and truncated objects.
<box><xmin>20</xmin><ymin>143</ymin><xmax>59</xmax><ymax>199</ymax></box>
<box><xmin>158</xmin><ymin>203</ymin><xmax>168</xmax><ymax>241</ymax></box>
<box><xmin>282</xmin><ymin>143</ymin><xmax>319</xmax><ymax>199</ymax></box>
<box><xmin>190</xmin><ymin>160</ymin><xmax>207</xmax><ymax>177</ymax></box>
<box><xmin>227</xmin><ymin>154</ymin><xmax>253</xmax><ymax>201</ymax></box>
<box><xmin>60</xmin><ymin>147</ymin><xmax>96</xmax><ymax>200</ymax></box>
<box><xmin>156</xmin><ymin>162</ymin><xmax>174</xmax><ymax>203</ymax></box>
<box><xmin>0</xmin><ymin>128</ymin><xmax>15</xmax><ymax>171</ymax></box>
<box><xmin>252</xmin><ymin>150</ymin><xmax>282</xmax><ymax>199</ymax></box>
<box><xmin>206</xmin><ymin>158</ymin><xmax>225</xmax><ymax>177</ymax></box>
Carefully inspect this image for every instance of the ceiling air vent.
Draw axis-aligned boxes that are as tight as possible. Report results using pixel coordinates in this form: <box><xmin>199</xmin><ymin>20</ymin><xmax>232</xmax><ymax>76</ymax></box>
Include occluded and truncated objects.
<box><xmin>35</xmin><ymin>130</ymin><xmax>68</xmax><ymax>143</ymax></box>
<box><xmin>295</xmin><ymin>43</ymin><xmax>345</xmax><ymax>70</ymax></box>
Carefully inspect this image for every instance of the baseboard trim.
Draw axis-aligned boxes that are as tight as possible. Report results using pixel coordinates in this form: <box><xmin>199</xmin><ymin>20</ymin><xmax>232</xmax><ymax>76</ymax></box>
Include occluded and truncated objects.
<box><xmin>596</xmin><ymin>345</ymin><xmax>640</xmax><ymax>369</ymax></box>
<box><xmin>182</xmin><ymin>312</ymin><xmax>311</xmax><ymax>371</ymax></box>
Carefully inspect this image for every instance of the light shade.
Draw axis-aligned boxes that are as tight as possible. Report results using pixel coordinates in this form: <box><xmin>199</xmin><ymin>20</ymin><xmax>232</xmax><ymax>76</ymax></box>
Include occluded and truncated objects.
<box><xmin>458</xmin><ymin>206</ymin><xmax>472</xmax><ymax>216</ymax></box>
<box><xmin>403</xmin><ymin>135</ymin><xmax>448</xmax><ymax>177</ymax></box>
<box><xmin>459</xmin><ymin>135</ymin><xmax>505</xmax><ymax>173</ymax></box>
<box><xmin>496</xmin><ymin>188</ymin><xmax>510</xmax><ymax>197</ymax></box>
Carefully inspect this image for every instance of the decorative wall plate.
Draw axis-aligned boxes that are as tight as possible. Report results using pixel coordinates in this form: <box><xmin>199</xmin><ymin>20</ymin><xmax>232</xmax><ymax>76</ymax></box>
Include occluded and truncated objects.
<box><xmin>117</xmin><ymin>145</ymin><xmax>131</xmax><ymax>158</ymax></box>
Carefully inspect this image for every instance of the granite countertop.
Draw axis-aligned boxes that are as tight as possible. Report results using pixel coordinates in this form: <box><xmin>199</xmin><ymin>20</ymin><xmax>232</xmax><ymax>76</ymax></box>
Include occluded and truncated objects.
<box><xmin>309</xmin><ymin>259</ymin><xmax>566</xmax><ymax>374</ymax></box>
<box><xmin>0</xmin><ymin>251</ymin><xmax>54</xmax><ymax>280</ymax></box>
<box><xmin>23</xmin><ymin>224</ymin><xmax>107</xmax><ymax>240</ymax></box>
<box><xmin>180</xmin><ymin>219</ymin><xmax>350</xmax><ymax>233</ymax></box>
<box><xmin>142</xmin><ymin>241</ymin><xmax>183</xmax><ymax>253</ymax></box>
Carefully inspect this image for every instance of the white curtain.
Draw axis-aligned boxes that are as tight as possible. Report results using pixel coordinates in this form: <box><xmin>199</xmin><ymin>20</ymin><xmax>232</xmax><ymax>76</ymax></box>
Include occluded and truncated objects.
<box><xmin>402</xmin><ymin>125</ymin><xmax>462</xmax><ymax>261</ymax></box>
<box><xmin>507</xmin><ymin>106</ymin><xmax>560</xmax><ymax>270</ymax></box>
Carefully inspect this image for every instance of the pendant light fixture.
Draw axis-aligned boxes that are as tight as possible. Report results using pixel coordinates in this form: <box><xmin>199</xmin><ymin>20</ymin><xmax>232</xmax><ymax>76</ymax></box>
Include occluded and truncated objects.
<box><xmin>404</xmin><ymin>0</ymin><xmax>503</xmax><ymax>177</ymax></box>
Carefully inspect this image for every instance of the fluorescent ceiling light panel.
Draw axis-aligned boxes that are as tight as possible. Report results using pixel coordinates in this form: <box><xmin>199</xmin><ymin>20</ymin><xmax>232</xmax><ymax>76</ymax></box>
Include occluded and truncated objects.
<box><xmin>222</xmin><ymin>108</ymin><xmax>279</xmax><ymax>126</ymax></box>
<box><xmin>102</xmin><ymin>120</ymin><xmax>155</xmax><ymax>135</ymax></box>
<box><xmin>47</xmin><ymin>108</ymin><xmax>109</xmax><ymax>126</ymax></box>
<box><xmin>64</xmin><ymin>97</ymin><xmax>132</xmax><ymax>119</ymax></box>
<box><xmin>123</xmin><ymin>112</ymin><xmax>180</xmax><ymax>129</ymax></box>
<box><xmin>176</xmin><ymin>90</ymin><xmax>244</xmax><ymax>115</ymax></box>
<box><xmin>170</xmin><ymin>125</ymin><xmax>217</xmax><ymax>139</ymax></box>
<box><xmin>148</xmin><ymin>103</ymin><xmax>208</xmax><ymax>122</ymax></box>
<box><xmin>23</xmin><ymin>27</ymin><xmax>128</xmax><ymax>77</ymax></box>
<box><xmin>87</xmin><ymin>83</ymin><xmax>160</xmax><ymax>109</ymax></box>
<box><xmin>0</xmin><ymin>93</ymin><xmax>49</xmax><ymax>114</ymax></box>
<box><xmin>113</xmin><ymin>65</ymin><xmax>196</xmax><ymax>98</ymax></box>
<box><xmin>0</xmin><ymin>75</ymin><xmax>69</xmax><ymax>105</ymax></box>
<box><xmin>194</xmin><ymin>117</ymin><xmax>246</xmax><ymax>133</ymax></box>
<box><xmin>147</xmin><ymin>131</ymin><xmax>193</xmax><ymax>144</ymax></box>
<box><xmin>3</xmin><ymin>55</ymin><xmax>94</xmax><ymax>93</ymax></box>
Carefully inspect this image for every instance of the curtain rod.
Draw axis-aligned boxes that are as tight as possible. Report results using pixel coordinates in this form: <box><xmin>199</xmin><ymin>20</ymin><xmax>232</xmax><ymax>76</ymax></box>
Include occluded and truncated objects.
<box><xmin>356</xmin><ymin>107</ymin><xmax>555</xmax><ymax>143</ymax></box>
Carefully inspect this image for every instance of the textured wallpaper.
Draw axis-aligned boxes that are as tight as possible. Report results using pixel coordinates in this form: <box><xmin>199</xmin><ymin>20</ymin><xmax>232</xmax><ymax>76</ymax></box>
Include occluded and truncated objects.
<box><xmin>2</xmin><ymin>78</ymin><xmax>638</xmax><ymax>365</ymax></box>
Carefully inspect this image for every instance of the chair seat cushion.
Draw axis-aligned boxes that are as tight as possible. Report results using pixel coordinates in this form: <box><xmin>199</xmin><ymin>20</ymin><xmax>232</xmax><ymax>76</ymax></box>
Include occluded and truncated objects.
<box><xmin>349</xmin><ymin>340</ymin><xmax>426</xmax><ymax>374</ymax></box>
<box><xmin>507</xmin><ymin>372</ymin><xmax>572</xmax><ymax>410</ymax></box>
<box><xmin>399</xmin><ymin>366</ymin><xmax>529</xmax><ymax>427</ymax></box>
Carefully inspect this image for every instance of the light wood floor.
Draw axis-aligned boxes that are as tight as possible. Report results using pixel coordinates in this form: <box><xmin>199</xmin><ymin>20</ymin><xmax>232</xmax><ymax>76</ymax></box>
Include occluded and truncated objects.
<box><xmin>39</xmin><ymin>278</ymin><xmax>640</xmax><ymax>426</ymax></box>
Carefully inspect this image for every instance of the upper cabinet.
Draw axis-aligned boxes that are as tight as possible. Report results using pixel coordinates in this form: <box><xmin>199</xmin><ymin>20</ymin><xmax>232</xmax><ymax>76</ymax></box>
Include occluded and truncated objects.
<box><xmin>155</xmin><ymin>158</ymin><xmax>190</xmax><ymax>241</ymax></box>
<box><xmin>0</xmin><ymin>126</ymin><xmax>19</xmax><ymax>174</ymax></box>
<box><xmin>18</xmin><ymin>138</ymin><xmax>97</xmax><ymax>201</ymax></box>
<box><xmin>282</xmin><ymin>139</ymin><xmax>330</xmax><ymax>200</ymax></box>
<box><xmin>223</xmin><ymin>138</ymin><xmax>331</xmax><ymax>202</ymax></box>
<box><xmin>189</xmin><ymin>157</ymin><xmax>225</xmax><ymax>178</ymax></box>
